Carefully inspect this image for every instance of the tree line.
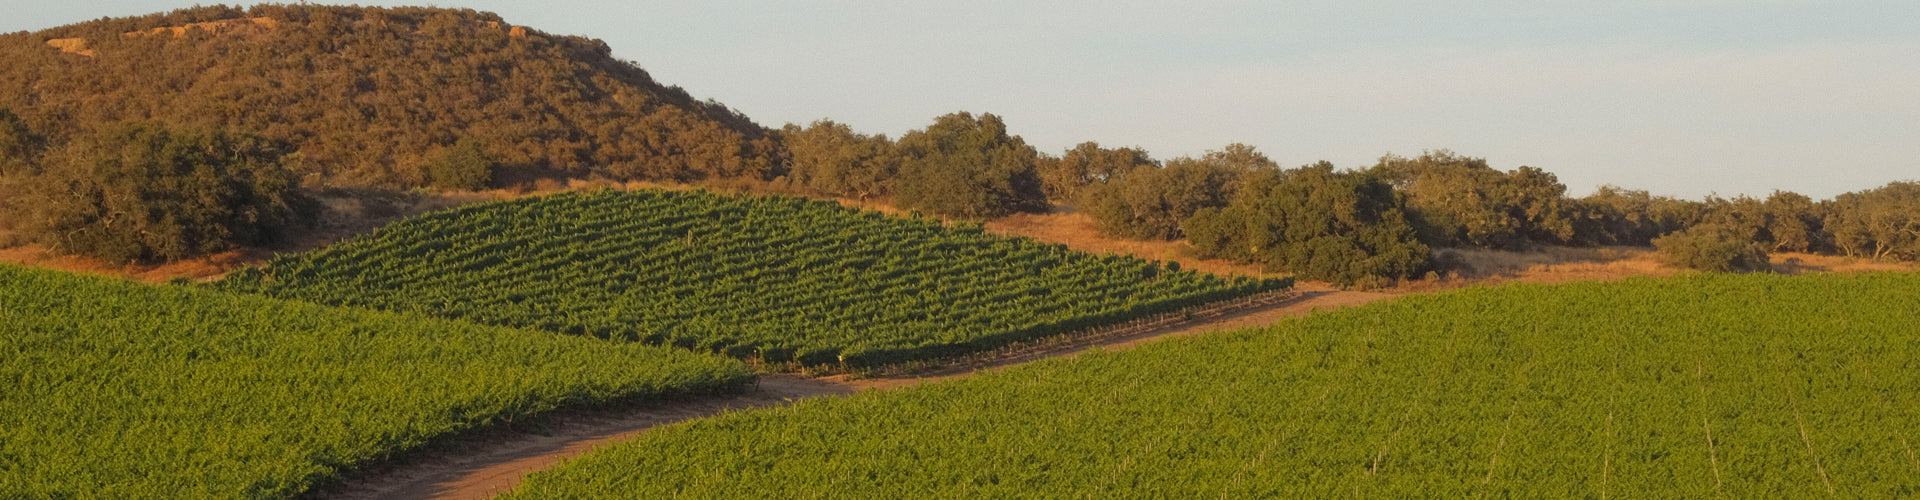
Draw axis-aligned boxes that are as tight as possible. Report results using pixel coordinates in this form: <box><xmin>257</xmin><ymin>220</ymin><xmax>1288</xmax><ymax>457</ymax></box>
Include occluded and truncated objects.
<box><xmin>1046</xmin><ymin>146</ymin><xmax>1919</xmax><ymax>284</ymax></box>
<box><xmin>0</xmin><ymin>5</ymin><xmax>1913</xmax><ymax>284</ymax></box>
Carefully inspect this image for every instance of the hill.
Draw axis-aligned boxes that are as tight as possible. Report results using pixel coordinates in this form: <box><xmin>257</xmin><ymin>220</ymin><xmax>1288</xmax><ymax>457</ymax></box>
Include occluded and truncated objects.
<box><xmin>0</xmin><ymin>263</ymin><xmax>751</xmax><ymax>498</ymax></box>
<box><xmin>509</xmin><ymin>271</ymin><xmax>1920</xmax><ymax>497</ymax></box>
<box><xmin>215</xmin><ymin>189</ymin><xmax>1289</xmax><ymax>367</ymax></box>
<box><xmin>0</xmin><ymin>4</ymin><xmax>777</xmax><ymax>187</ymax></box>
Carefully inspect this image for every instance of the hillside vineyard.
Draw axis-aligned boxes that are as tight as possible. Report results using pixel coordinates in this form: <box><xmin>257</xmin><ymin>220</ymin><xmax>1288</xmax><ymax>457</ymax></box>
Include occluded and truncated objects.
<box><xmin>0</xmin><ymin>264</ymin><xmax>751</xmax><ymax>498</ymax></box>
<box><xmin>218</xmin><ymin>189</ymin><xmax>1288</xmax><ymax>367</ymax></box>
<box><xmin>509</xmin><ymin>272</ymin><xmax>1920</xmax><ymax>497</ymax></box>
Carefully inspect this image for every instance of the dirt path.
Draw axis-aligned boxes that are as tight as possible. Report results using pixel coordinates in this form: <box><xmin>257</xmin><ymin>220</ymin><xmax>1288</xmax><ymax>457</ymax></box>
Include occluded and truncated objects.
<box><xmin>312</xmin><ymin>376</ymin><xmax>854</xmax><ymax>500</ymax></box>
<box><xmin>313</xmin><ymin>285</ymin><xmax>1392</xmax><ymax>500</ymax></box>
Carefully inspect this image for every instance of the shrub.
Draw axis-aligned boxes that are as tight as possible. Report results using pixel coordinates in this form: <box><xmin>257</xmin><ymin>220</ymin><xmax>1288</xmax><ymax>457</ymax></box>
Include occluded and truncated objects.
<box><xmin>1368</xmin><ymin>151</ymin><xmax>1574</xmax><ymax>249</ymax></box>
<box><xmin>1</xmin><ymin>122</ymin><xmax>317</xmax><ymax>263</ymax></box>
<box><xmin>894</xmin><ymin>112</ymin><xmax>1047</xmax><ymax>219</ymax></box>
<box><xmin>1078</xmin><ymin>144</ymin><xmax>1271</xmax><ymax>241</ymax></box>
<box><xmin>1652</xmin><ymin>224</ymin><xmax>1770</xmax><ymax>273</ymax></box>
<box><xmin>1185</xmin><ymin>162</ymin><xmax>1431</xmax><ymax>286</ymax></box>
<box><xmin>1823</xmin><ymin>182</ymin><xmax>1920</xmax><ymax>261</ymax></box>
<box><xmin>777</xmin><ymin>120</ymin><xmax>900</xmax><ymax>201</ymax></box>
<box><xmin>428</xmin><ymin>136</ymin><xmax>496</xmax><ymax>190</ymax></box>
<box><xmin>0</xmin><ymin>108</ymin><xmax>40</xmax><ymax>175</ymax></box>
<box><xmin>1036</xmin><ymin>142</ymin><xmax>1156</xmax><ymax>201</ymax></box>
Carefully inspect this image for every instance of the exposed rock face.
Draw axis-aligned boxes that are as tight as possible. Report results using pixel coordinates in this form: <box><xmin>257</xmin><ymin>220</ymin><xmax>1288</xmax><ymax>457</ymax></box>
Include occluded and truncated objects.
<box><xmin>121</xmin><ymin>17</ymin><xmax>277</xmax><ymax>38</ymax></box>
<box><xmin>44</xmin><ymin>38</ymin><xmax>95</xmax><ymax>57</ymax></box>
<box><xmin>44</xmin><ymin>17</ymin><xmax>277</xmax><ymax>58</ymax></box>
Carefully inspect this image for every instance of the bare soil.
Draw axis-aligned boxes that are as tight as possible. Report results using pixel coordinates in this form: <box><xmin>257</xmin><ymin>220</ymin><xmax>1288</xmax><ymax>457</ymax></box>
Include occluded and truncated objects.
<box><xmin>307</xmin><ymin>376</ymin><xmax>851</xmax><ymax>500</ymax></box>
<box><xmin>985</xmin><ymin>209</ymin><xmax>1279</xmax><ymax>280</ymax></box>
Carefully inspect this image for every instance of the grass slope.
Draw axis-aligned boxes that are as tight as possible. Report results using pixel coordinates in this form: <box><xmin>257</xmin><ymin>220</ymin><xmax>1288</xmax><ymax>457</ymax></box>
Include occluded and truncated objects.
<box><xmin>0</xmin><ymin>264</ymin><xmax>751</xmax><ymax>499</ymax></box>
<box><xmin>509</xmin><ymin>272</ymin><xmax>1920</xmax><ymax>498</ymax></box>
<box><xmin>218</xmin><ymin>189</ymin><xmax>1286</xmax><ymax>367</ymax></box>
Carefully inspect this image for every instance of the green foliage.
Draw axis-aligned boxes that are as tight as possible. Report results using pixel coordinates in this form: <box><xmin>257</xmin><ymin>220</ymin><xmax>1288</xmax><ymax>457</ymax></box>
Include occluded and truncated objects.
<box><xmin>1034</xmin><ymin>141</ymin><xmax>1155</xmax><ymax>201</ymax></box>
<box><xmin>1185</xmin><ymin>162</ymin><xmax>1431</xmax><ymax>286</ymax></box>
<box><xmin>217</xmin><ymin>189</ymin><xmax>1286</xmax><ymax>367</ymax></box>
<box><xmin>1370</xmin><ymin>150</ymin><xmax>1573</xmax><ymax>249</ymax></box>
<box><xmin>0</xmin><ymin>263</ymin><xmax>751</xmax><ymax>498</ymax></box>
<box><xmin>428</xmin><ymin>136</ymin><xmax>496</xmax><ymax>190</ymax></box>
<box><xmin>1079</xmin><ymin>143</ymin><xmax>1272</xmax><ymax>241</ymax></box>
<box><xmin>1824</xmin><ymin>181</ymin><xmax>1920</xmax><ymax>260</ymax></box>
<box><xmin>1568</xmin><ymin>185</ymin><xmax>1705</xmax><ymax>246</ymax></box>
<box><xmin>1762</xmin><ymin>191</ymin><xmax>1824</xmax><ymax>253</ymax></box>
<box><xmin>0</xmin><ymin>5</ymin><xmax>776</xmax><ymax>188</ymax></box>
<box><xmin>777</xmin><ymin>120</ymin><xmax>900</xmax><ymax>200</ymax></box>
<box><xmin>1687</xmin><ymin>192</ymin><xmax>1829</xmax><ymax>255</ymax></box>
<box><xmin>1652</xmin><ymin>223</ymin><xmax>1772</xmax><ymax>272</ymax></box>
<box><xmin>894</xmin><ymin>112</ymin><xmax>1049</xmax><ymax>219</ymax></box>
<box><xmin>0</xmin><ymin>121</ymin><xmax>317</xmax><ymax>263</ymax></box>
<box><xmin>508</xmin><ymin>272</ymin><xmax>1920</xmax><ymax>498</ymax></box>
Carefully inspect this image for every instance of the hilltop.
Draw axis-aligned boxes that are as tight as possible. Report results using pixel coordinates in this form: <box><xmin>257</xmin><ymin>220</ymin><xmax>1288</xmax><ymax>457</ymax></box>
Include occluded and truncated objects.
<box><xmin>0</xmin><ymin>4</ymin><xmax>777</xmax><ymax>187</ymax></box>
<box><xmin>0</xmin><ymin>4</ymin><xmax>1911</xmax><ymax>287</ymax></box>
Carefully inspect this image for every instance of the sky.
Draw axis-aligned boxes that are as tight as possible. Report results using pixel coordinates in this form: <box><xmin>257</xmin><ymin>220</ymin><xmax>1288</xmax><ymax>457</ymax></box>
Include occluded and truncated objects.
<box><xmin>5</xmin><ymin>1</ymin><xmax>1917</xmax><ymax>199</ymax></box>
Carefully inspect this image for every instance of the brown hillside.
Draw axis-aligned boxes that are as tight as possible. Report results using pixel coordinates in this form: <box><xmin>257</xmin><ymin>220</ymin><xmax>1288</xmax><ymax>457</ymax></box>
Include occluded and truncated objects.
<box><xmin>0</xmin><ymin>4</ymin><xmax>777</xmax><ymax>188</ymax></box>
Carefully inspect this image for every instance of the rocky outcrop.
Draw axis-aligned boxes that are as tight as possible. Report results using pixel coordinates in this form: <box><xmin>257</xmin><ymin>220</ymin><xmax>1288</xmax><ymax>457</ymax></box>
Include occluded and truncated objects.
<box><xmin>122</xmin><ymin>17</ymin><xmax>276</xmax><ymax>38</ymax></box>
<box><xmin>44</xmin><ymin>38</ymin><xmax>94</xmax><ymax>57</ymax></box>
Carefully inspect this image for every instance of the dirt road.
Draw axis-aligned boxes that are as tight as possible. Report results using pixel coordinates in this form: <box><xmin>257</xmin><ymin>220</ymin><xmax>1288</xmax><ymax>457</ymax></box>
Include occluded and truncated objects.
<box><xmin>316</xmin><ymin>284</ymin><xmax>1392</xmax><ymax>500</ymax></box>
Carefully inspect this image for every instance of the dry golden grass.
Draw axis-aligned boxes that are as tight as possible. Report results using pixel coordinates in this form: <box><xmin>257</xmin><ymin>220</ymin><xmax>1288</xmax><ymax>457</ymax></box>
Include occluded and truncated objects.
<box><xmin>984</xmin><ymin>209</ymin><xmax>1279</xmax><ymax>279</ymax></box>
<box><xmin>1769</xmin><ymin>251</ymin><xmax>1917</xmax><ymax>275</ymax></box>
<box><xmin>1397</xmin><ymin>246</ymin><xmax>1677</xmax><ymax>292</ymax></box>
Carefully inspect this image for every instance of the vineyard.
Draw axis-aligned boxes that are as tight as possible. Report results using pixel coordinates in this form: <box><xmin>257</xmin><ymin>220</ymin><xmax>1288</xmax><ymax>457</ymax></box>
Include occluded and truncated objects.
<box><xmin>507</xmin><ymin>271</ymin><xmax>1920</xmax><ymax>497</ymax></box>
<box><xmin>218</xmin><ymin>189</ymin><xmax>1288</xmax><ymax>367</ymax></box>
<box><xmin>0</xmin><ymin>264</ymin><xmax>751</xmax><ymax>498</ymax></box>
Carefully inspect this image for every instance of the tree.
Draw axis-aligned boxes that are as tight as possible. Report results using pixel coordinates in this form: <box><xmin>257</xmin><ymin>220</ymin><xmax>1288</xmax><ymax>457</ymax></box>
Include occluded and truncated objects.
<box><xmin>1653</xmin><ymin>224</ymin><xmax>1771</xmax><ymax>273</ymax></box>
<box><xmin>1035</xmin><ymin>141</ymin><xmax>1154</xmax><ymax>201</ymax></box>
<box><xmin>1197</xmin><ymin>142</ymin><xmax>1280</xmax><ymax>174</ymax></box>
<box><xmin>1689</xmin><ymin>192</ymin><xmax>1832</xmax><ymax>254</ymax></box>
<box><xmin>428</xmin><ymin>136</ymin><xmax>496</xmax><ymax>190</ymax></box>
<box><xmin>1</xmin><ymin>122</ymin><xmax>317</xmax><ymax>263</ymax></box>
<box><xmin>1763</xmin><ymin>191</ymin><xmax>1823</xmax><ymax>253</ymax></box>
<box><xmin>1573</xmin><ymin>185</ymin><xmax>1705</xmax><ymax>246</ymax></box>
<box><xmin>1824</xmin><ymin>182</ymin><xmax>1920</xmax><ymax>260</ymax></box>
<box><xmin>1077</xmin><ymin>143</ymin><xmax>1272</xmax><ymax>241</ymax></box>
<box><xmin>778</xmin><ymin>120</ymin><xmax>900</xmax><ymax>201</ymax></box>
<box><xmin>894</xmin><ymin>112</ymin><xmax>1047</xmax><ymax>219</ymax></box>
<box><xmin>0</xmin><ymin>108</ymin><xmax>39</xmax><ymax>175</ymax></box>
<box><xmin>1370</xmin><ymin>150</ymin><xmax>1574</xmax><ymax>250</ymax></box>
<box><xmin>1185</xmin><ymin>162</ymin><xmax>1431</xmax><ymax>287</ymax></box>
<box><xmin>1501</xmin><ymin>166</ymin><xmax>1575</xmax><ymax>244</ymax></box>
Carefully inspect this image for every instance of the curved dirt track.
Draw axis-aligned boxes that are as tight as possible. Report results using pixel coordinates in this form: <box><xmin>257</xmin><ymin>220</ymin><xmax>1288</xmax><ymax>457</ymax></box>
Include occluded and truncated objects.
<box><xmin>320</xmin><ymin>284</ymin><xmax>1392</xmax><ymax>500</ymax></box>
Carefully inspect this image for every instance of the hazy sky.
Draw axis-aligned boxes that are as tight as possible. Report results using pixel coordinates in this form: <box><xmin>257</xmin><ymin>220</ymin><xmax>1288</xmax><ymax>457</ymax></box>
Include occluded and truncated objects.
<box><xmin>7</xmin><ymin>1</ymin><xmax>1917</xmax><ymax>199</ymax></box>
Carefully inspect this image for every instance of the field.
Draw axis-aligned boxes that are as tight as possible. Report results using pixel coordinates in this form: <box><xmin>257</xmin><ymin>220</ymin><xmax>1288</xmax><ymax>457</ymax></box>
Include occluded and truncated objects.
<box><xmin>218</xmin><ymin>189</ymin><xmax>1288</xmax><ymax>367</ymax></box>
<box><xmin>508</xmin><ymin>271</ymin><xmax>1920</xmax><ymax>497</ymax></box>
<box><xmin>0</xmin><ymin>264</ymin><xmax>751</xmax><ymax>498</ymax></box>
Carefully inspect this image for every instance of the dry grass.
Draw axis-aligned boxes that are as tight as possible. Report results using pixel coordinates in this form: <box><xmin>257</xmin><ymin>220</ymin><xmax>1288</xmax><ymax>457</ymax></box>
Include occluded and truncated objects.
<box><xmin>1396</xmin><ymin>246</ymin><xmax>1916</xmax><ymax>293</ymax></box>
<box><xmin>3</xmin><ymin>183</ymin><xmax>1912</xmax><ymax>288</ymax></box>
<box><xmin>1769</xmin><ymin>251</ymin><xmax>1916</xmax><ymax>275</ymax></box>
<box><xmin>1403</xmin><ymin>246</ymin><xmax>1677</xmax><ymax>292</ymax></box>
<box><xmin>984</xmin><ymin>209</ymin><xmax>1279</xmax><ymax>280</ymax></box>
